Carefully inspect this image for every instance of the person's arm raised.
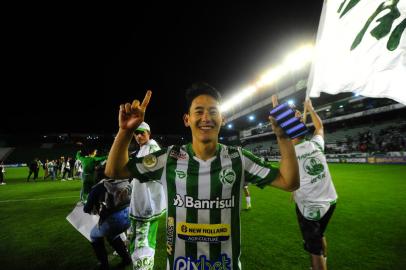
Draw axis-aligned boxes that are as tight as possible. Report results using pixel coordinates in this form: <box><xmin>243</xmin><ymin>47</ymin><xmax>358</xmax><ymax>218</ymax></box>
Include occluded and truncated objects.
<box><xmin>105</xmin><ymin>90</ymin><xmax>152</xmax><ymax>179</ymax></box>
<box><xmin>269</xmin><ymin>95</ymin><xmax>299</xmax><ymax>191</ymax></box>
<box><xmin>305</xmin><ymin>99</ymin><xmax>324</xmax><ymax>138</ymax></box>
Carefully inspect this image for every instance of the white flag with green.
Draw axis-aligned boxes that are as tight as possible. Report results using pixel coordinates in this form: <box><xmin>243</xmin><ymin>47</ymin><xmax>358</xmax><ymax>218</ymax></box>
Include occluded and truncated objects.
<box><xmin>307</xmin><ymin>0</ymin><xmax>406</xmax><ymax>104</ymax></box>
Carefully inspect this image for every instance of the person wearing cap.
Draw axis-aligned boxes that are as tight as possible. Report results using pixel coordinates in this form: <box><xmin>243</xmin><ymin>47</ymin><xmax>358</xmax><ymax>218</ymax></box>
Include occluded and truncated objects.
<box><xmin>128</xmin><ymin>122</ymin><xmax>166</xmax><ymax>269</ymax></box>
<box><xmin>76</xmin><ymin>149</ymin><xmax>107</xmax><ymax>202</ymax></box>
<box><xmin>291</xmin><ymin>99</ymin><xmax>338</xmax><ymax>270</ymax></box>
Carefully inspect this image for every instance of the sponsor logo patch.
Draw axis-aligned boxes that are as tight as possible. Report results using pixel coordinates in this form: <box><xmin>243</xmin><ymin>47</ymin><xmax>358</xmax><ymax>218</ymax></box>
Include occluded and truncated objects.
<box><xmin>173</xmin><ymin>194</ymin><xmax>235</xmax><ymax>209</ymax></box>
<box><xmin>175</xmin><ymin>169</ymin><xmax>187</xmax><ymax>179</ymax></box>
<box><xmin>170</xmin><ymin>150</ymin><xmax>187</xmax><ymax>160</ymax></box>
<box><xmin>167</xmin><ymin>217</ymin><xmax>175</xmax><ymax>255</ymax></box>
<box><xmin>176</xmin><ymin>222</ymin><xmax>231</xmax><ymax>243</ymax></box>
<box><xmin>174</xmin><ymin>254</ymin><xmax>231</xmax><ymax>270</ymax></box>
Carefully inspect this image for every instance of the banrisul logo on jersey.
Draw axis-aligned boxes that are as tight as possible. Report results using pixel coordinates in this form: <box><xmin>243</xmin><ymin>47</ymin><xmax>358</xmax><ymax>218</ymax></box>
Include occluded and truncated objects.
<box><xmin>173</xmin><ymin>194</ymin><xmax>235</xmax><ymax>209</ymax></box>
<box><xmin>177</xmin><ymin>222</ymin><xmax>231</xmax><ymax>243</ymax></box>
<box><xmin>219</xmin><ymin>168</ymin><xmax>236</xmax><ymax>186</ymax></box>
<box><xmin>174</xmin><ymin>254</ymin><xmax>231</xmax><ymax>270</ymax></box>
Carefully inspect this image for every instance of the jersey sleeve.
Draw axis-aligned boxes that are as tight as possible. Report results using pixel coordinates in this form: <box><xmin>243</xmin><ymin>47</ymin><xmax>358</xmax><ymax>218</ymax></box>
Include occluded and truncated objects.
<box><xmin>241</xmin><ymin>148</ymin><xmax>279</xmax><ymax>188</ymax></box>
<box><xmin>76</xmin><ymin>151</ymin><xmax>83</xmax><ymax>161</ymax></box>
<box><xmin>126</xmin><ymin>148</ymin><xmax>167</xmax><ymax>182</ymax></box>
<box><xmin>311</xmin><ymin>135</ymin><xmax>325</xmax><ymax>151</ymax></box>
<box><xmin>95</xmin><ymin>155</ymin><xmax>107</xmax><ymax>162</ymax></box>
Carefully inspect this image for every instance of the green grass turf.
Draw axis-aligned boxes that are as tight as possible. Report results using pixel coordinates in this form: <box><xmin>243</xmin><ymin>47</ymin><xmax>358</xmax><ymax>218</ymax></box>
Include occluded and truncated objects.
<box><xmin>0</xmin><ymin>164</ymin><xmax>405</xmax><ymax>269</ymax></box>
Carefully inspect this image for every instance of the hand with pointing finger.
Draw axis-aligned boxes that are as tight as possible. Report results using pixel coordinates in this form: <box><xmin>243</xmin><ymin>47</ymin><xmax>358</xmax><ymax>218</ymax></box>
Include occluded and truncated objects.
<box><xmin>119</xmin><ymin>90</ymin><xmax>152</xmax><ymax>131</ymax></box>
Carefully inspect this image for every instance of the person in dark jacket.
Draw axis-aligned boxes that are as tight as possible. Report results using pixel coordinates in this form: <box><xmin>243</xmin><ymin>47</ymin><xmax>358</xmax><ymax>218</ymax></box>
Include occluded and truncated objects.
<box><xmin>84</xmin><ymin>179</ymin><xmax>132</xmax><ymax>270</ymax></box>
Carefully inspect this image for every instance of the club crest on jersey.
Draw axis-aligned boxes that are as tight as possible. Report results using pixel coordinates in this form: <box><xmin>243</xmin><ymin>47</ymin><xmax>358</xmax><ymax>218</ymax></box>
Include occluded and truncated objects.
<box><xmin>219</xmin><ymin>168</ymin><xmax>236</xmax><ymax>186</ymax></box>
<box><xmin>142</xmin><ymin>154</ymin><xmax>157</xmax><ymax>168</ymax></box>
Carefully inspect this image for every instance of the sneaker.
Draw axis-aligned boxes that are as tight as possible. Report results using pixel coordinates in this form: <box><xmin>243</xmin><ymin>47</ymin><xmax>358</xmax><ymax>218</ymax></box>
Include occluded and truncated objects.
<box><xmin>61</xmin><ymin>179</ymin><xmax>66</xmax><ymax>181</ymax></box>
<box><xmin>245</xmin><ymin>204</ymin><xmax>251</xmax><ymax>210</ymax></box>
<box><xmin>0</xmin><ymin>182</ymin><xmax>6</xmax><ymax>185</ymax></box>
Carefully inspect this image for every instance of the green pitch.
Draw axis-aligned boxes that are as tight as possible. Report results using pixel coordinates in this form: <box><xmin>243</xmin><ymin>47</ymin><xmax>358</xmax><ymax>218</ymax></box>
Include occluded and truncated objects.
<box><xmin>0</xmin><ymin>164</ymin><xmax>405</xmax><ymax>269</ymax></box>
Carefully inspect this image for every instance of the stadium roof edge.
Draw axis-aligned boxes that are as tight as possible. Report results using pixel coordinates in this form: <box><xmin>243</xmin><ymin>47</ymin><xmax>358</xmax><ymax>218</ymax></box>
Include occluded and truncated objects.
<box><xmin>224</xmin><ymin>79</ymin><xmax>307</xmax><ymax>123</ymax></box>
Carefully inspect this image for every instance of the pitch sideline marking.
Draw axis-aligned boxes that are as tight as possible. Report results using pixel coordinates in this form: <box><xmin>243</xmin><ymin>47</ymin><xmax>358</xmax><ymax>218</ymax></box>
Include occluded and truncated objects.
<box><xmin>0</xmin><ymin>196</ymin><xmax>78</xmax><ymax>203</ymax></box>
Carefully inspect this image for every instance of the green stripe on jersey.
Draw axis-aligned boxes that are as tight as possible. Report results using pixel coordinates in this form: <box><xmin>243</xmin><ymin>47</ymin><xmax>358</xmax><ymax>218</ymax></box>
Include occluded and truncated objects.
<box><xmin>230</xmin><ymin>146</ymin><xmax>243</xmax><ymax>269</ymax></box>
<box><xmin>185</xmin><ymin>144</ymin><xmax>199</xmax><ymax>260</ymax></box>
<box><xmin>126</xmin><ymin>148</ymin><xmax>167</xmax><ymax>182</ymax></box>
<box><xmin>209</xmin><ymin>145</ymin><xmax>223</xmax><ymax>262</ymax></box>
<box><xmin>241</xmin><ymin>148</ymin><xmax>278</xmax><ymax>188</ymax></box>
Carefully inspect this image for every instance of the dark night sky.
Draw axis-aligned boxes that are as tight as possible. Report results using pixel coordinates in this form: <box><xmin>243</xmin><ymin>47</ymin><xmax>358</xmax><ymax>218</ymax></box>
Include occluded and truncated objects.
<box><xmin>2</xmin><ymin>2</ymin><xmax>324</xmax><ymax>136</ymax></box>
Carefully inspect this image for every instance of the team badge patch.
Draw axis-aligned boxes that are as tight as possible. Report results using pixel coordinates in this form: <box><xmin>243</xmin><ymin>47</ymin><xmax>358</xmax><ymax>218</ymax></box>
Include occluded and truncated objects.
<box><xmin>219</xmin><ymin>168</ymin><xmax>236</xmax><ymax>186</ymax></box>
<box><xmin>142</xmin><ymin>154</ymin><xmax>158</xmax><ymax>168</ymax></box>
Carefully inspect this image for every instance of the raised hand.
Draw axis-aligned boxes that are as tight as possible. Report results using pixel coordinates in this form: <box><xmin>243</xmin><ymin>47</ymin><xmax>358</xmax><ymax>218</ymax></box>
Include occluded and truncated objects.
<box><xmin>119</xmin><ymin>90</ymin><xmax>152</xmax><ymax>131</ymax></box>
<box><xmin>304</xmin><ymin>99</ymin><xmax>314</xmax><ymax>112</ymax></box>
<box><xmin>271</xmin><ymin>94</ymin><xmax>279</xmax><ymax>107</ymax></box>
<box><xmin>269</xmin><ymin>95</ymin><xmax>286</xmax><ymax>138</ymax></box>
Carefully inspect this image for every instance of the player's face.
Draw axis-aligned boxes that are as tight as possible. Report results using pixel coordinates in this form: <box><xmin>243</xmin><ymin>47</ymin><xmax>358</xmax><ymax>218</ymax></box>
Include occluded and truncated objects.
<box><xmin>135</xmin><ymin>130</ymin><xmax>150</xmax><ymax>146</ymax></box>
<box><xmin>184</xmin><ymin>95</ymin><xmax>224</xmax><ymax>144</ymax></box>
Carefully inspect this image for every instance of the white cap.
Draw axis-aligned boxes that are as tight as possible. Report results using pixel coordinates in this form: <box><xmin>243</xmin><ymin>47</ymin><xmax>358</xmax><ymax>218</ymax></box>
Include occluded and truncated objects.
<box><xmin>136</xmin><ymin>122</ymin><xmax>150</xmax><ymax>132</ymax></box>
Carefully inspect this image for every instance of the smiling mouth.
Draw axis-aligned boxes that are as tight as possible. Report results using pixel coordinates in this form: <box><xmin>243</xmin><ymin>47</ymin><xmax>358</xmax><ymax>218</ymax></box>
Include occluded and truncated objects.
<box><xmin>198</xmin><ymin>126</ymin><xmax>214</xmax><ymax>130</ymax></box>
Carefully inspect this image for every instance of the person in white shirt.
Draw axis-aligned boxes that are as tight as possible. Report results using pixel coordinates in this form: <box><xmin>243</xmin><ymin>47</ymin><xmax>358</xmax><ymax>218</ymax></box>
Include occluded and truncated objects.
<box><xmin>128</xmin><ymin>122</ymin><xmax>166</xmax><ymax>269</ymax></box>
<box><xmin>292</xmin><ymin>99</ymin><xmax>338</xmax><ymax>270</ymax></box>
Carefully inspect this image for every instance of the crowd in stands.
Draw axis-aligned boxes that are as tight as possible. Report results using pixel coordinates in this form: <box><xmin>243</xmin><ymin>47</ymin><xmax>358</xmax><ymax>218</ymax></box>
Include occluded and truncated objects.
<box><xmin>357</xmin><ymin>125</ymin><xmax>406</xmax><ymax>153</ymax></box>
<box><xmin>244</xmin><ymin>123</ymin><xmax>406</xmax><ymax>157</ymax></box>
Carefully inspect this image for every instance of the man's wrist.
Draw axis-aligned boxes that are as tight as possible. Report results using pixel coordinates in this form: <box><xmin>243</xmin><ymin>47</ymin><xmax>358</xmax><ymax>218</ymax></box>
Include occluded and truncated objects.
<box><xmin>116</xmin><ymin>128</ymin><xmax>134</xmax><ymax>140</ymax></box>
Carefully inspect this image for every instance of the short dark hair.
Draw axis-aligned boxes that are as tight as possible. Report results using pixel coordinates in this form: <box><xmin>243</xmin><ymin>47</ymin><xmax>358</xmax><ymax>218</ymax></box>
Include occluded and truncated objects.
<box><xmin>185</xmin><ymin>82</ymin><xmax>222</xmax><ymax>112</ymax></box>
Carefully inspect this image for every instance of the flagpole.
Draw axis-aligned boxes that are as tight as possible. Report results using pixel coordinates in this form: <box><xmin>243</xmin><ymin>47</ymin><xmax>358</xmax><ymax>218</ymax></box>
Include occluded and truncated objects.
<box><xmin>304</xmin><ymin>0</ymin><xmax>328</xmax><ymax>123</ymax></box>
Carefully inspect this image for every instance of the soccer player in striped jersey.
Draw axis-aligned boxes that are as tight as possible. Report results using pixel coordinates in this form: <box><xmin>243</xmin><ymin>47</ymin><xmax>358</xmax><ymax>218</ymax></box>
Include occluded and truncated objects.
<box><xmin>105</xmin><ymin>83</ymin><xmax>299</xmax><ymax>270</ymax></box>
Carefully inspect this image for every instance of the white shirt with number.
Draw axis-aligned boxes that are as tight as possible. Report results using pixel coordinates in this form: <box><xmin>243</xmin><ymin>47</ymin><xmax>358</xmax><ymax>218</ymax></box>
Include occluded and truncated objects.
<box><xmin>294</xmin><ymin>135</ymin><xmax>338</xmax><ymax>220</ymax></box>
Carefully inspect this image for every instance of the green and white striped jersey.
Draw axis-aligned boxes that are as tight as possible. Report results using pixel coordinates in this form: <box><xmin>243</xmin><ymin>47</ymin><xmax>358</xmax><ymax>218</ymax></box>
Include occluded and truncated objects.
<box><xmin>127</xmin><ymin>143</ymin><xmax>279</xmax><ymax>270</ymax></box>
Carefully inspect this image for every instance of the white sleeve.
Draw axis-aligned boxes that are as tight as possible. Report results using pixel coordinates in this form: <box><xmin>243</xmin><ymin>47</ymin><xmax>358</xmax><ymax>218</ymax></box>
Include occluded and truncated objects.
<box><xmin>311</xmin><ymin>135</ymin><xmax>325</xmax><ymax>151</ymax></box>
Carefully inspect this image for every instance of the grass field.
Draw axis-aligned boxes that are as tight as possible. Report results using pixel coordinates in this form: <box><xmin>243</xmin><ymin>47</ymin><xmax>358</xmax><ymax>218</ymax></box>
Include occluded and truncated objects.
<box><xmin>0</xmin><ymin>164</ymin><xmax>405</xmax><ymax>269</ymax></box>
